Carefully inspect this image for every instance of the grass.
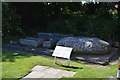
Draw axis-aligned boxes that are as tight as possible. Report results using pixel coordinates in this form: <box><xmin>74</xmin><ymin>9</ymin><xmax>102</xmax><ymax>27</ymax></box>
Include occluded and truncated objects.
<box><xmin>2</xmin><ymin>49</ymin><xmax>118</xmax><ymax>79</ymax></box>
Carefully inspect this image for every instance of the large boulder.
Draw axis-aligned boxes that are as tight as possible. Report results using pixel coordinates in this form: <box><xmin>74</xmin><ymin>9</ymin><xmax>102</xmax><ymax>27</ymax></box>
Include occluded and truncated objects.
<box><xmin>56</xmin><ymin>37</ymin><xmax>112</xmax><ymax>54</ymax></box>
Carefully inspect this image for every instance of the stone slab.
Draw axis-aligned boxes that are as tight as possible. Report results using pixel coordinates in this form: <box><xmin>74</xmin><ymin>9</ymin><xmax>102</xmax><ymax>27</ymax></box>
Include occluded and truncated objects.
<box><xmin>32</xmin><ymin>65</ymin><xmax>49</xmax><ymax>72</ymax></box>
<box><xmin>23</xmin><ymin>71</ymin><xmax>45</xmax><ymax>78</ymax></box>
<box><xmin>37</xmin><ymin>33</ymin><xmax>73</xmax><ymax>41</ymax></box>
<box><xmin>43</xmin><ymin>41</ymin><xmax>56</xmax><ymax>49</ymax></box>
<box><xmin>60</xmin><ymin>70</ymin><xmax>76</xmax><ymax>77</ymax></box>
<box><xmin>37</xmin><ymin>33</ymin><xmax>65</xmax><ymax>37</ymax></box>
<box><xmin>43</xmin><ymin>68</ymin><xmax>62</xmax><ymax>75</ymax></box>
<box><xmin>22</xmin><ymin>65</ymin><xmax>76</xmax><ymax>79</ymax></box>
<box><xmin>42</xmin><ymin>73</ymin><xmax>61</xmax><ymax>78</ymax></box>
<box><xmin>20</xmin><ymin>38</ymin><xmax>45</xmax><ymax>47</ymax></box>
<box><xmin>71</xmin><ymin>48</ymin><xmax>119</xmax><ymax>65</ymax></box>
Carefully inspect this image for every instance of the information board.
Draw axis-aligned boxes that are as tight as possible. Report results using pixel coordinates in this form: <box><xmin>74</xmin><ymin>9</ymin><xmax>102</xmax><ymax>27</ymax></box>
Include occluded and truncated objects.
<box><xmin>52</xmin><ymin>46</ymin><xmax>73</xmax><ymax>59</ymax></box>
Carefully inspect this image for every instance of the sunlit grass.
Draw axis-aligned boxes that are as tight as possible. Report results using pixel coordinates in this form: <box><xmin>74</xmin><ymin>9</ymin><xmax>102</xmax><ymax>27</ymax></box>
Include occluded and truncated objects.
<box><xmin>2</xmin><ymin>50</ymin><xmax>118</xmax><ymax>79</ymax></box>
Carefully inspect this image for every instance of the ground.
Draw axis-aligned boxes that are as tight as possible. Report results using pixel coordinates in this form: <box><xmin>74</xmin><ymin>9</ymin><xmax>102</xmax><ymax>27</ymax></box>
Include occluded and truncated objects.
<box><xmin>1</xmin><ymin>49</ymin><xmax>118</xmax><ymax>79</ymax></box>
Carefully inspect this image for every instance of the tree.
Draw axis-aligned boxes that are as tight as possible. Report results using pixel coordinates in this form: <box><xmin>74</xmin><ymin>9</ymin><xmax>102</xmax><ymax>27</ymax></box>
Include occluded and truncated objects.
<box><xmin>2</xmin><ymin>3</ymin><xmax>24</xmax><ymax>37</ymax></box>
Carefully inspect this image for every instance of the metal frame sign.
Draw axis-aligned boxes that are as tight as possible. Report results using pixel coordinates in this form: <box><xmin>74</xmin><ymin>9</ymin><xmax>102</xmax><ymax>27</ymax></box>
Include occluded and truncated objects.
<box><xmin>52</xmin><ymin>46</ymin><xmax>73</xmax><ymax>66</ymax></box>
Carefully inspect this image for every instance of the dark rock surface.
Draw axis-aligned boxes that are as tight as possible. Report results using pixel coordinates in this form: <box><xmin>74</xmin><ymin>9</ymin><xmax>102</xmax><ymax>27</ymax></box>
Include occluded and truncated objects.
<box><xmin>43</xmin><ymin>40</ymin><xmax>56</xmax><ymax>49</ymax></box>
<box><xmin>107</xmin><ymin>40</ymin><xmax>120</xmax><ymax>48</ymax></box>
<box><xmin>71</xmin><ymin>48</ymin><xmax>119</xmax><ymax>65</ymax></box>
<box><xmin>3</xmin><ymin>43</ymin><xmax>53</xmax><ymax>56</ymax></box>
<box><xmin>37</xmin><ymin>33</ymin><xmax>65</xmax><ymax>37</ymax></box>
<box><xmin>57</xmin><ymin>37</ymin><xmax>111</xmax><ymax>54</ymax></box>
<box><xmin>9</xmin><ymin>40</ymin><xmax>20</xmax><ymax>45</ymax></box>
<box><xmin>37</xmin><ymin>33</ymin><xmax>73</xmax><ymax>41</ymax></box>
<box><xmin>20</xmin><ymin>38</ymin><xmax>45</xmax><ymax>47</ymax></box>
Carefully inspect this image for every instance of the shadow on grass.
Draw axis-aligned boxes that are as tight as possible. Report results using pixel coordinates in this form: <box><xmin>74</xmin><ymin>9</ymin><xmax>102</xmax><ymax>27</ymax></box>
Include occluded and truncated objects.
<box><xmin>55</xmin><ymin>63</ymin><xmax>83</xmax><ymax>69</ymax></box>
<box><xmin>61</xmin><ymin>65</ymin><xmax>83</xmax><ymax>69</ymax></box>
<box><xmin>2</xmin><ymin>50</ymin><xmax>33</xmax><ymax>62</ymax></box>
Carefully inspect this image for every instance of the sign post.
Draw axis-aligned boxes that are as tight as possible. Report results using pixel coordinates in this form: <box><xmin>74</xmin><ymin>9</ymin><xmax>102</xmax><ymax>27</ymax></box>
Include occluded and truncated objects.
<box><xmin>54</xmin><ymin>56</ymin><xmax>57</xmax><ymax>64</ymax></box>
<box><xmin>67</xmin><ymin>57</ymin><xmax>70</xmax><ymax>66</ymax></box>
<box><xmin>52</xmin><ymin>46</ymin><xmax>73</xmax><ymax>66</ymax></box>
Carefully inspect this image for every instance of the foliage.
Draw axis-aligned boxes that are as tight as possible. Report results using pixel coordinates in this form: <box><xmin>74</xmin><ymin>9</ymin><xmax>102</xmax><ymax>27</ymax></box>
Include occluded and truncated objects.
<box><xmin>47</xmin><ymin>19</ymin><xmax>77</xmax><ymax>34</ymax></box>
<box><xmin>2</xmin><ymin>3</ymin><xmax>25</xmax><ymax>37</ymax></box>
<box><xmin>2</xmin><ymin>2</ymin><xmax>119</xmax><ymax>41</ymax></box>
<box><xmin>46</xmin><ymin>14</ymin><xmax>118</xmax><ymax>41</ymax></box>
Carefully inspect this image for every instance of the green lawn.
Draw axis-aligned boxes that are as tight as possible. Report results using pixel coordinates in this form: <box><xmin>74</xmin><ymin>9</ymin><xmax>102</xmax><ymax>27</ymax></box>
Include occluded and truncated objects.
<box><xmin>2</xmin><ymin>50</ymin><xmax>118</xmax><ymax>79</ymax></box>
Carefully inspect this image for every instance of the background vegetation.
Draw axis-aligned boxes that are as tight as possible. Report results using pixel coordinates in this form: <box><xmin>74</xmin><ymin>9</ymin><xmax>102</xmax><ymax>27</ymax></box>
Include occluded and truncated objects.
<box><xmin>2</xmin><ymin>2</ymin><xmax>120</xmax><ymax>41</ymax></box>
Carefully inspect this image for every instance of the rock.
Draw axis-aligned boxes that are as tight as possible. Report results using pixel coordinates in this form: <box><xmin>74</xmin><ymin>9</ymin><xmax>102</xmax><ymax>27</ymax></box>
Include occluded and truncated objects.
<box><xmin>43</xmin><ymin>40</ymin><xmax>57</xmax><ymax>49</ymax></box>
<box><xmin>56</xmin><ymin>37</ymin><xmax>111</xmax><ymax>54</ymax></box>
<box><xmin>3</xmin><ymin>43</ymin><xmax>119</xmax><ymax>65</ymax></box>
<box><xmin>107</xmin><ymin>40</ymin><xmax>120</xmax><ymax>48</ymax></box>
<box><xmin>26</xmin><ymin>37</ymin><xmax>36</xmax><ymax>40</ymax></box>
<box><xmin>20</xmin><ymin>38</ymin><xmax>45</xmax><ymax>47</ymax></box>
<box><xmin>37</xmin><ymin>33</ymin><xmax>65</xmax><ymax>37</ymax></box>
<box><xmin>112</xmin><ymin>42</ymin><xmax>120</xmax><ymax>48</ymax></box>
<box><xmin>37</xmin><ymin>33</ymin><xmax>73</xmax><ymax>41</ymax></box>
<box><xmin>9</xmin><ymin>40</ymin><xmax>20</xmax><ymax>45</ymax></box>
<box><xmin>43</xmin><ymin>41</ymin><xmax>53</xmax><ymax>48</ymax></box>
<box><xmin>71</xmin><ymin>48</ymin><xmax>119</xmax><ymax>65</ymax></box>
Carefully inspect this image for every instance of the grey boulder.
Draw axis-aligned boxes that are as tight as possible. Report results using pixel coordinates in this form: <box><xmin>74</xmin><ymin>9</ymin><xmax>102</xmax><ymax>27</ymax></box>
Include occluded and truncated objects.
<box><xmin>37</xmin><ymin>33</ymin><xmax>73</xmax><ymax>41</ymax></box>
<box><xmin>56</xmin><ymin>37</ymin><xmax>111</xmax><ymax>54</ymax></box>
<box><xmin>43</xmin><ymin>39</ymin><xmax>58</xmax><ymax>49</ymax></box>
<box><xmin>9</xmin><ymin>40</ymin><xmax>20</xmax><ymax>45</ymax></box>
<box><xmin>20</xmin><ymin>38</ymin><xmax>45</xmax><ymax>47</ymax></box>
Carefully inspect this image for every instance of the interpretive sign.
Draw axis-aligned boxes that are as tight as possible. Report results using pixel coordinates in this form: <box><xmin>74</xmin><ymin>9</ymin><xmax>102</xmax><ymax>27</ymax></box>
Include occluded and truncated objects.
<box><xmin>52</xmin><ymin>46</ymin><xmax>73</xmax><ymax>66</ymax></box>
